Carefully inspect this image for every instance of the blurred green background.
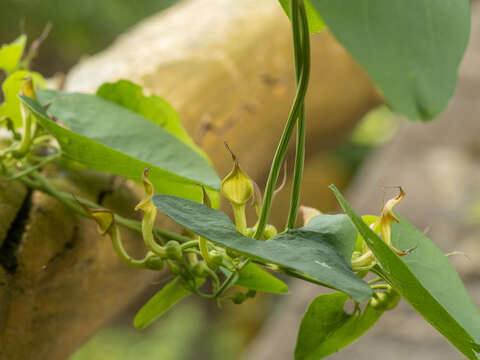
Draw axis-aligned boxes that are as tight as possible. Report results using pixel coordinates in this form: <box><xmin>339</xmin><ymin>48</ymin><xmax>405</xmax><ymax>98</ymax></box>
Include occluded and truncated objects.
<box><xmin>0</xmin><ymin>0</ymin><xmax>179</xmax><ymax>76</ymax></box>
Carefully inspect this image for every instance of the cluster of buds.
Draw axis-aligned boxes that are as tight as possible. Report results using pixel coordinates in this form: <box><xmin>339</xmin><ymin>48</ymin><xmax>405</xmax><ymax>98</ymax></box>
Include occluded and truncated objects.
<box><xmin>85</xmin><ymin>146</ymin><xmax>284</xmax><ymax>304</ymax></box>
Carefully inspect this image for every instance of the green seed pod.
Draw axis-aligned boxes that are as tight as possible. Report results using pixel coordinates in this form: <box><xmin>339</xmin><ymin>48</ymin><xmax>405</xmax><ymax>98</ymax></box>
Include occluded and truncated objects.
<box><xmin>209</xmin><ymin>250</ymin><xmax>223</xmax><ymax>270</ymax></box>
<box><xmin>165</xmin><ymin>240</ymin><xmax>183</xmax><ymax>261</ymax></box>
<box><xmin>192</xmin><ymin>261</ymin><xmax>209</xmax><ymax>277</ymax></box>
<box><xmin>263</xmin><ymin>224</ymin><xmax>278</xmax><ymax>240</ymax></box>
<box><xmin>145</xmin><ymin>255</ymin><xmax>164</xmax><ymax>270</ymax></box>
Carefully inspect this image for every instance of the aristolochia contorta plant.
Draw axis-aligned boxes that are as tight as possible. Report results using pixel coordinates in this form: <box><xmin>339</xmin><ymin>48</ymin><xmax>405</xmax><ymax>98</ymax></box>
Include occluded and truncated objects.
<box><xmin>0</xmin><ymin>0</ymin><xmax>478</xmax><ymax>359</ymax></box>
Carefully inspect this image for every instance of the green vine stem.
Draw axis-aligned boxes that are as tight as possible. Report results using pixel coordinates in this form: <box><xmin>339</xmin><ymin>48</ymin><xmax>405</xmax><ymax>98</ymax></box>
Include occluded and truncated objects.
<box><xmin>287</xmin><ymin>0</ymin><xmax>310</xmax><ymax>229</ymax></box>
<box><xmin>254</xmin><ymin>0</ymin><xmax>311</xmax><ymax>239</ymax></box>
<box><xmin>18</xmin><ymin>171</ymin><xmax>192</xmax><ymax>244</ymax></box>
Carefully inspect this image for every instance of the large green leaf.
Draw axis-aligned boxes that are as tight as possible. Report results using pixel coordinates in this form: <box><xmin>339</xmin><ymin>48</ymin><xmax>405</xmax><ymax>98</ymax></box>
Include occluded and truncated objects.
<box><xmin>295</xmin><ymin>292</ymin><xmax>384</xmax><ymax>359</ymax></box>
<box><xmin>134</xmin><ymin>278</ymin><xmax>193</xmax><ymax>329</ymax></box>
<box><xmin>153</xmin><ymin>194</ymin><xmax>372</xmax><ymax>302</ymax></box>
<box><xmin>331</xmin><ymin>185</ymin><xmax>480</xmax><ymax>360</ymax></box>
<box><xmin>0</xmin><ymin>35</ymin><xmax>26</xmax><ymax>74</ymax></box>
<box><xmin>96</xmin><ymin>80</ymin><xmax>208</xmax><ymax>159</ymax></box>
<box><xmin>284</xmin><ymin>0</ymin><xmax>470</xmax><ymax>120</ymax></box>
<box><xmin>19</xmin><ymin>93</ymin><xmax>220</xmax><ymax>201</ymax></box>
<box><xmin>223</xmin><ymin>263</ymin><xmax>289</xmax><ymax>294</ymax></box>
<box><xmin>0</xmin><ymin>70</ymin><xmax>45</xmax><ymax>128</ymax></box>
<box><xmin>278</xmin><ymin>0</ymin><xmax>325</xmax><ymax>34</ymax></box>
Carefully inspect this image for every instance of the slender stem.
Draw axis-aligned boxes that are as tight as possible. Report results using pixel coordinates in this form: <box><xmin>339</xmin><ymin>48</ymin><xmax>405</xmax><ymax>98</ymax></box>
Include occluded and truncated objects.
<box><xmin>20</xmin><ymin>171</ymin><xmax>193</xmax><ymax>244</ymax></box>
<box><xmin>8</xmin><ymin>153</ymin><xmax>61</xmax><ymax>180</ymax></box>
<box><xmin>232</xmin><ymin>204</ymin><xmax>247</xmax><ymax>235</ymax></box>
<box><xmin>287</xmin><ymin>1</ymin><xmax>310</xmax><ymax>229</ymax></box>
<box><xmin>254</xmin><ymin>0</ymin><xmax>311</xmax><ymax>239</ymax></box>
<box><xmin>109</xmin><ymin>225</ymin><xmax>148</xmax><ymax>268</ymax></box>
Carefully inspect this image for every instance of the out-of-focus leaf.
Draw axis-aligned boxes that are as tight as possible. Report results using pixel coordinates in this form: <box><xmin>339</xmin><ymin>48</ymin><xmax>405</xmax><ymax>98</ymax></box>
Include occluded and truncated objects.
<box><xmin>96</xmin><ymin>80</ymin><xmax>207</xmax><ymax>159</ymax></box>
<box><xmin>20</xmin><ymin>93</ymin><xmax>220</xmax><ymax>201</ymax></box>
<box><xmin>0</xmin><ymin>35</ymin><xmax>26</xmax><ymax>74</ymax></box>
<box><xmin>153</xmin><ymin>194</ymin><xmax>372</xmax><ymax>302</ymax></box>
<box><xmin>0</xmin><ymin>70</ymin><xmax>45</xmax><ymax>128</ymax></box>
<box><xmin>295</xmin><ymin>292</ymin><xmax>384</xmax><ymax>359</ymax></box>
<box><xmin>278</xmin><ymin>0</ymin><xmax>325</xmax><ymax>34</ymax></box>
<box><xmin>331</xmin><ymin>185</ymin><xmax>480</xmax><ymax>360</ymax></box>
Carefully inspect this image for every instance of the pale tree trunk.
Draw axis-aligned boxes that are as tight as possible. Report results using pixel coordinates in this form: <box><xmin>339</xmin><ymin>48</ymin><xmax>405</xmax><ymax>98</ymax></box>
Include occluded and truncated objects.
<box><xmin>0</xmin><ymin>0</ymin><xmax>380</xmax><ymax>358</ymax></box>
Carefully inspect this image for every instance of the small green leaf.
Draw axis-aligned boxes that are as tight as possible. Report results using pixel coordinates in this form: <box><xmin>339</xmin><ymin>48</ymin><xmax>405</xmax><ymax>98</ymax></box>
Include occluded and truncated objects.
<box><xmin>20</xmin><ymin>93</ymin><xmax>220</xmax><ymax>201</ymax></box>
<box><xmin>295</xmin><ymin>292</ymin><xmax>384</xmax><ymax>360</ymax></box>
<box><xmin>0</xmin><ymin>70</ymin><xmax>45</xmax><ymax>128</ymax></box>
<box><xmin>331</xmin><ymin>185</ymin><xmax>480</xmax><ymax>360</ymax></box>
<box><xmin>96</xmin><ymin>80</ymin><xmax>208</xmax><ymax>159</ymax></box>
<box><xmin>278</xmin><ymin>0</ymin><xmax>326</xmax><ymax>34</ymax></box>
<box><xmin>305</xmin><ymin>0</ymin><xmax>470</xmax><ymax>120</ymax></box>
<box><xmin>153</xmin><ymin>194</ymin><xmax>372</xmax><ymax>302</ymax></box>
<box><xmin>0</xmin><ymin>35</ymin><xmax>27</xmax><ymax>74</ymax></box>
<box><xmin>134</xmin><ymin>278</ymin><xmax>193</xmax><ymax>329</ymax></box>
<box><xmin>223</xmin><ymin>263</ymin><xmax>289</xmax><ymax>294</ymax></box>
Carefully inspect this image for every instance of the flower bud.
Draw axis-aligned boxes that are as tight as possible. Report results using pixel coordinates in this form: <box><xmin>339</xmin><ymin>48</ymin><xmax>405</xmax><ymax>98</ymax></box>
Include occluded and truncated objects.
<box><xmin>145</xmin><ymin>254</ymin><xmax>164</xmax><ymax>270</ymax></box>
<box><xmin>221</xmin><ymin>146</ymin><xmax>253</xmax><ymax>205</ymax></box>
<box><xmin>165</xmin><ymin>240</ymin><xmax>183</xmax><ymax>261</ymax></box>
<box><xmin>208</xmin><ymin>250</ymin><xmax>223</xmax><ymax>270</ymax></box>
<box><xmin>192</xmin><ymin>261</ymin><xmax>209</xmax><ymax>278</ymax></box>
<box><xmin>231</xmin><ymin>292</ymin><xmax>247</xmax><ymax>305</ymax></box>
<box><xmin>263</xmin><ymin>224</ymin><xmax>278</xmax><ymax>240</ymax></box>
<box><xmin>370</xmin><ymin>289</ymin><xmax>400</xmax><ymax>311</ymax></box>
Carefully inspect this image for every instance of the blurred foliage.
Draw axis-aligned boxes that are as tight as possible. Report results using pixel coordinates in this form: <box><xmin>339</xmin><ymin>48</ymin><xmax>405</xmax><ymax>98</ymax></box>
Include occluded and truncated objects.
<box><xmin>333</xmin><ymin>106</ymin><xmax>398</xmax><ymax>176</ymax></box>
<box><xmin>70</xmin><ymin>302</ymin><xmax>205</xmax><ymax>360</ymax></box>
<box><xmin>0</xmin><ymin>0</ymin><xmax>179</xmax><ymax>76</ymax></box>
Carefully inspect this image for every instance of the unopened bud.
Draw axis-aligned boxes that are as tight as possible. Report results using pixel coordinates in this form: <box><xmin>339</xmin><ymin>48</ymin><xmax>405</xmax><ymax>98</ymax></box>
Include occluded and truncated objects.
<box><xmin>192</xmin><ymin>261</ymin><xmax>209</xmax><ymax>277</ymax></box>
<box><xmin>221</xmin><ymin>144</ymin><xmax>253</xmax><ymax>205</ymax></box>
<box><xmin>231</xmin><ymin>292</ymin><xmax>247</xmax><ymax>305</ymax></box>
<box><xmin>370</xmin><ymin>289</ymin><xmax>400</xmax><ymax>311</ymax></box>
<box><xmin>145</xmin><ymin>254</ymin><xmax>164</xmax><ymax>270</ymax></box>
<box><xmin>263</xmin><ymin>224</ymin><xmax>278</xmax><ymax>240</ymax></box>
<box><xmin>165</xmin><ymin>240</ymin><xmax>183</xmax><ymax>261</ymax></box>
<box><xmin>208</xmin><ymin>250</ymin><xmax>223</xmax><ymax>270</ymax></box>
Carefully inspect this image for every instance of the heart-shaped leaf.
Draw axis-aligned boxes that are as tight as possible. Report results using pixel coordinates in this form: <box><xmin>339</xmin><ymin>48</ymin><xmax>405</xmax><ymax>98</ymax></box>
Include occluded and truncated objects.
<box><xmin>153</xmin><ymin>194</ymin><xmax>372</xmax><ymax>302</ymax></box>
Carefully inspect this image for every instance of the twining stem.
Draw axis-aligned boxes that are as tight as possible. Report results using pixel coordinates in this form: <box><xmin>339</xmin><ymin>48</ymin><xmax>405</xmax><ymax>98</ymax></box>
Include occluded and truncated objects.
<box><xmin>287</xmin><ymin>0</ymin><xmax>310</xmax><ymax>229</ymax></box>
<box><xmin>254</xmin><ymin>0</ymin><xmax>311</xmax><ymax>239</ymax></box>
